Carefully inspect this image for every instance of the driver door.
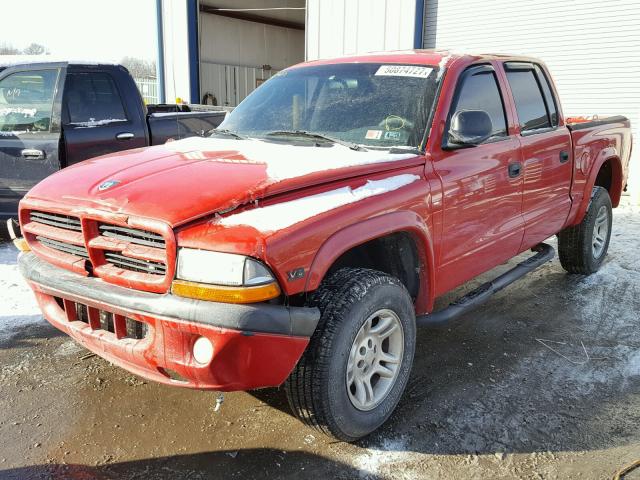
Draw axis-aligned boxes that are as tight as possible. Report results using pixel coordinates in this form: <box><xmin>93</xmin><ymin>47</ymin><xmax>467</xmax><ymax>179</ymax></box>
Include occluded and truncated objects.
<box><xmin>430</xmin><ymin>64</ymin><xmax>525</xmax><ymax>295</ymax></box>
<box><xmin>0</xmin><ymin>64</ymin><xmax>66</xmax><ymax>220</ymax></box>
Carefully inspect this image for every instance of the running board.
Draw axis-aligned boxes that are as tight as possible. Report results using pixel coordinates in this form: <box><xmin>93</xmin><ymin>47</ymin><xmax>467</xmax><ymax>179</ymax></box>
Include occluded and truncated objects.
<box><xmin>416</xmin><ymin>243</ymin><xmax>555</xmax><ymax>328</ymax></box>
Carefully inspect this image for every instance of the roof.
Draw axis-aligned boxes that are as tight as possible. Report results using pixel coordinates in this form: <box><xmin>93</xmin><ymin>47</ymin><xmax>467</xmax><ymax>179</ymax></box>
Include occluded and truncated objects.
<box><xmin>293</xmin><ymin>49</ymin><xmax>528</xmax><ymax>70</ymax></box>
<box><xmin>0</xmin><ymin>55</ymin><xmax>118</xmax><ymax>68</ymax></box>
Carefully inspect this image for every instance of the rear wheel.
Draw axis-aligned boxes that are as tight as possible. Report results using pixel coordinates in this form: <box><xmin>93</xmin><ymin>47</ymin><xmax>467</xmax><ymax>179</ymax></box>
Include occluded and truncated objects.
<box><xmin>558</xmin><ymin>186</ymin><xmax>612</xmax><ymax>274</ymax></box>
<box><xmin>285</xmin><ymin>268</ymin><xmax>416</xmax><ymax>441</ymax></box>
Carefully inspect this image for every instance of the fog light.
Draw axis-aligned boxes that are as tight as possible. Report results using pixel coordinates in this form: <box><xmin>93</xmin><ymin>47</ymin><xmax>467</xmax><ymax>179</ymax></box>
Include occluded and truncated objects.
<box><xmin>193</xmin><ymin>336</ymin><xmax>214</xmax><ymax>365</ymax></box>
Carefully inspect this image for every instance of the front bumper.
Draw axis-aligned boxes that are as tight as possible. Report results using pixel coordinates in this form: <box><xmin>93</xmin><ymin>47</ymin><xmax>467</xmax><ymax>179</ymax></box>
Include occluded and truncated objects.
<box><xmin>19</xmin><ymin>253</ymin><xmax>320</xmax><ymax>390</ymax></box>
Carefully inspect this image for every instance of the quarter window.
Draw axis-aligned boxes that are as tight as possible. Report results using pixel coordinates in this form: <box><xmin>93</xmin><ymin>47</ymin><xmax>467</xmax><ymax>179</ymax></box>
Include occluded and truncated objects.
<box><xmin>505</xmin><ymin>69</ymin><xmax>551</xmax><ymax>132</ymax></box>
<box><xmin>0</xmin><ymin>69</ymin><xmax>59</xmax><ymax>133</ymax></box>
<box><xmin>64</xmin><ymin>72</ymin><xmax>127</xmax><ymax>126</ymax></box>
<box><xmin>535</xmin><ymin>66</ymin><xmax>558</xmax><ymax>127</ymax></box>
<box><xmin>452</xmin><ymin>70</ymin><xmax>508</xmax><ymax>139</ymax></box>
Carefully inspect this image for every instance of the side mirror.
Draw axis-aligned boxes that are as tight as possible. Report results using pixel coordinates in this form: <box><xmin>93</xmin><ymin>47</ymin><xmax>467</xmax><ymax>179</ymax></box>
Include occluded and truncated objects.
<box><xmin>447</xmin><ymin>110</ymin><xmax>493</xmax><ymax>147</ymax></box>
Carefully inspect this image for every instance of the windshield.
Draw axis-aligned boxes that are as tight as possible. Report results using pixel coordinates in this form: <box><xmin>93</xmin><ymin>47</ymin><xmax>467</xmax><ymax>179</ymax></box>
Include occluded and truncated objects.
<box><xmin>219</xmin><ymin>63</ymin><xmax>441</xmax><ymax>149</ymax></box>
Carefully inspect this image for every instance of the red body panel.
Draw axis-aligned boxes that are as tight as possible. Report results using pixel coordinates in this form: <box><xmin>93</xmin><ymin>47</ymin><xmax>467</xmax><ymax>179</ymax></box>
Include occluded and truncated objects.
<box><xmin>29</xmin><ymin>281</ymin><xmax>308</xmax><ymax>390</ymax></box>
<box><xmin>19</xmin><ymin>50</ymin><xmax>632</xmax><ymax>391</ymax></box>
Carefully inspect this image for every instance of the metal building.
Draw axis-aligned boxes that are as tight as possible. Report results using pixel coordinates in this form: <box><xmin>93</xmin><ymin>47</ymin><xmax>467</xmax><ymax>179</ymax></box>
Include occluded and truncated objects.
<box><xmin>159</xmin><ymin>0</ymin><xmax>638</xmax><ymax>195</ymax></box>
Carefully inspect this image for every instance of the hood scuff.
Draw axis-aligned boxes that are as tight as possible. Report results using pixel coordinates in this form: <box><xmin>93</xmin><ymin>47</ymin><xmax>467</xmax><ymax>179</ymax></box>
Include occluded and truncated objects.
<box><xmin>218</xmin><ymin>174</ymin><xmax>421</xmax><ymax>233</ymax></box>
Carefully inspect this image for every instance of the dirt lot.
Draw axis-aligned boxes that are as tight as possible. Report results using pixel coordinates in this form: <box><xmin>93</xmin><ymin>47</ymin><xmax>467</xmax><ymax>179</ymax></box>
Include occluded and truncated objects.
<box><xmin>1</xmin><ymin>204</ymin><xmax>639</xmax><ymax>480</ymax></box>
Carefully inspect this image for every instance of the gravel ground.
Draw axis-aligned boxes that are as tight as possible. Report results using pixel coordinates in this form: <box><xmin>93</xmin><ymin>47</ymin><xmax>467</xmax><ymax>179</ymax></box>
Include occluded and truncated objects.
<box><xmin>0</xmin><ymin>204</ymin><xmax>639</xmax><ymax>480</ymax></box>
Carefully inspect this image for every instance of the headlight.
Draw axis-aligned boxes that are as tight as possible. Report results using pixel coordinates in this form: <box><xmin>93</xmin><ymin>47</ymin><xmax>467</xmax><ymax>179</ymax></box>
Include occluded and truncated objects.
<box><xmin>176</xmin><ymin>249</ymin><xmax>275</xmax><ymax>286</ymax></box>
<box><xmin>173</xmin><ymin>249</ymin><xmax>281</xmax><ymax>303</ymax></box>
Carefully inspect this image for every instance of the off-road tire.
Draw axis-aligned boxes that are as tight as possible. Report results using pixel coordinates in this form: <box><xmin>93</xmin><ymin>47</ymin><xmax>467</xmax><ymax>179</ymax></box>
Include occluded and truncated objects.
<box><xmin>285</xmin><ymin>268</ymin><xmax>416</xmax><ymax>441</ymax></box>
<box><xmin>558</xmin><ymin>186</ymin><xmax>612</xmax><ymax>274</ymax></box>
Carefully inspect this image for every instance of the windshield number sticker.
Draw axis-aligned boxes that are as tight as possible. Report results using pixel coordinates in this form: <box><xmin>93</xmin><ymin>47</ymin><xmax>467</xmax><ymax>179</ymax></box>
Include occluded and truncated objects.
<box><xmin>366</xmin><ymin>130</ymin><xmax>383</xmax><ymax>140</ymax></box>
<box><xmin>384</xmin><ymin>131</ymin><xmax>402</xmax><ymax>140</ymax></box>
<box><xmin>375</xmin><ymin>65</ymin><xmax>433</xmax><ymax>78</ymax></box>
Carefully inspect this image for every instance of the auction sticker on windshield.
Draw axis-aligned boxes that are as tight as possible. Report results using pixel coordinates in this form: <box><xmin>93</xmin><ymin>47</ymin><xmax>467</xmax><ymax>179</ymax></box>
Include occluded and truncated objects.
<box><xmin>375</xmin><ymin>65</ymin><xmax>433</xmax><ymax>78</ymax></box>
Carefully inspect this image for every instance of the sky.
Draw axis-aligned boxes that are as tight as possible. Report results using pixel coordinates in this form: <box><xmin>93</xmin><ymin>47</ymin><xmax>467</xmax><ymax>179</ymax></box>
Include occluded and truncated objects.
<box><xmin>1</xmin><ymin>0</ymin><xmax>157</xmax><ymax>62</ymax></box>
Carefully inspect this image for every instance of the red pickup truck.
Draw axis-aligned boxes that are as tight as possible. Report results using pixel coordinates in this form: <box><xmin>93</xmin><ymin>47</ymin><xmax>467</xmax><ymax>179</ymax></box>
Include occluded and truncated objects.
<box><xmin>12</xmin><ymin>51</ymin><xmax>632</xmax><ymax>441</ymax></box>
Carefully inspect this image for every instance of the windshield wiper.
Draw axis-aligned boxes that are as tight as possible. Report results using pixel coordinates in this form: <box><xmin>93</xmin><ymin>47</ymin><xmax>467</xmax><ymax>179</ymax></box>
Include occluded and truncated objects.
<box><xmin>366</xmin><ymin>145</ymin><xmax>423</xmax><ymax>155</ymax></box>
<box><xmin>265</xmin><ymin>130</ymin><xmax>367</xmax><ymax>151</ymax></box>
<box><xmin>209</xmin><ymin>128</ymin><xmax>246</xmax><ymax>139</ymax></box>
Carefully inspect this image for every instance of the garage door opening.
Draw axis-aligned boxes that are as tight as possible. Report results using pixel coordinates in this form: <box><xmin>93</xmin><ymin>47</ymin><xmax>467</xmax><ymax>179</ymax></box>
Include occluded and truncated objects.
<box><xmin>198</xmin><ymin>1</ymin><xmax>305</xmax><ymax>107</ymax></box>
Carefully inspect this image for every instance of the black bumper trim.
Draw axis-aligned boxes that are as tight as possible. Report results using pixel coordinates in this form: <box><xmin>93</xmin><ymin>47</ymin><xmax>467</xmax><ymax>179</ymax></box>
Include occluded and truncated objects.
<box><xmin>19</xmin><ymin>253</ymin><xmax>320</xmax><ymax>337</ymax></box>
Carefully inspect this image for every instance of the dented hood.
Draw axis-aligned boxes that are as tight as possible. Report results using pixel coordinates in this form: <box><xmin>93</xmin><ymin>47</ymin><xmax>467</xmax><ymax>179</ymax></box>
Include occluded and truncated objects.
<box><xmin>25</xmin><ymin>136</ymin><xmax>421</xmax><ymax>226</ymax></box>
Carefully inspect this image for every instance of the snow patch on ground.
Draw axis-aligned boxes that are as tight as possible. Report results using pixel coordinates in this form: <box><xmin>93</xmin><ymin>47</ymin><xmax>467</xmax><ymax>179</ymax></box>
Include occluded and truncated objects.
<box><xmin>219</xmin><ymin>174</ymin><xmax>420</xmax><ymax>233</ymax></box>
<box><xmin>162</xmin><ymin>135</ymin><xmax>416</xmax><ymax>182</ymax></box>
<box><xmin>354</xmin><ymin>437</ymin><xmax>413</xmax><ymax>478</ymax></box>
<box><xmin>0</xmin><ymin>244</ymin><xmax>44</xmax><ymax>341</ymax></box>
<box><xmin>54</xmin><ymin>340</ymin><xmax>84</xmax><ymax>357</ymax></box>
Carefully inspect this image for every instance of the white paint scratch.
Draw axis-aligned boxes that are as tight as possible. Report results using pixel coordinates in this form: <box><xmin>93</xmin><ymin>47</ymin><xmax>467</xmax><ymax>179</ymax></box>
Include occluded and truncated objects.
<box><xmin>219</xmin><ymin>174</ymin><xmax>421</xmax><ymax>233</ymax></box>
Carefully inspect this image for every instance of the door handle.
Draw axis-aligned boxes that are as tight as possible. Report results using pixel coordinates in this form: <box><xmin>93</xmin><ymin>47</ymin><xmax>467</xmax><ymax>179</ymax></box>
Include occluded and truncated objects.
<box><xmin>21</xmin><ymin>148</ymin><xmax>45</xmax><ymax>160</ymax></box>
<box><xmin>508</xmin><ymin>162</ymin><xmax>522</xmax><ymax>178</ymax></box>
<box><xmin>559</xmin><ymin>150</ymin><xmax>570</xmax><ymax>163</ymax></box>
<box><xmin>116</xmin><ymin>132</ymin><xmax>135</xmax><ymax>140</ymax></box>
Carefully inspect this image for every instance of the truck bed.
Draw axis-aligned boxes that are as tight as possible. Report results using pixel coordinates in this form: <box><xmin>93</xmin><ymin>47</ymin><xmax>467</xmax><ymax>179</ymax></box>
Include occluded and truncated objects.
<box><xmin>147</xmin><ymin>110</ymin><xmax>227</xmax><ymax>145</ymax></box>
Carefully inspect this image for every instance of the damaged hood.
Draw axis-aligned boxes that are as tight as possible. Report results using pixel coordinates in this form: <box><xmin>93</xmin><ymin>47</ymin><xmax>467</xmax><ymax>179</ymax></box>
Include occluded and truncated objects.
<box><xmin>25</xmin><ymin>136</ymin><xmax>421</xmax><ymax>226</ymax></box>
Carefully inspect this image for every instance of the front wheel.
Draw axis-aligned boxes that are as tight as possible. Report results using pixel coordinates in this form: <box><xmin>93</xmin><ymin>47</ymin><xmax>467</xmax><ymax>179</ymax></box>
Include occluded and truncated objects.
<box><xmin>285</xmin><ymin>268</ymin><xmax>416</xmax><ymax>441</ymax></box>
<box><xmin>558</xmin><ymin>186</ymin><xmax>613</xmax><ymax>274</ymax></box>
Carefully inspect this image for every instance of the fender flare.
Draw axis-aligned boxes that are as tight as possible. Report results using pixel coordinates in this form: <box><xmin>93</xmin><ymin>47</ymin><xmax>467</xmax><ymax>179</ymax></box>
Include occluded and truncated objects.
<box><xmin>304</xmin><ymin>210</ymin><xmax>436</xmax><ymax>314</ymax></box>
<box><xmin>573</xmin><ymin>150</ymin><xmax>623</xmax><ymax>225</ymax></box>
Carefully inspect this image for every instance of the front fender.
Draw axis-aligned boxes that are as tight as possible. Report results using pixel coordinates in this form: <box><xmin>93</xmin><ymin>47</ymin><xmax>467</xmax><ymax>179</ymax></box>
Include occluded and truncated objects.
<box><xmin>304</xmin><ymin>210</ymin><xmax>436</xmax><ymax>314</ymax></box>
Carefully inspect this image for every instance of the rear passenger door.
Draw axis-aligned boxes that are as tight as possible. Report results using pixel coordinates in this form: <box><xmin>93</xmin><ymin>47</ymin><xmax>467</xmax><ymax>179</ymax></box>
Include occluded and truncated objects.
<box><xmin>503</xmin><ymin>62</ymin><xmax>572</xmax><ymax>248</ymax></box>
<box><xmin>62</xmin><ymin>68</ymin><xmax>146</xmax><ymax>165</ymax></box>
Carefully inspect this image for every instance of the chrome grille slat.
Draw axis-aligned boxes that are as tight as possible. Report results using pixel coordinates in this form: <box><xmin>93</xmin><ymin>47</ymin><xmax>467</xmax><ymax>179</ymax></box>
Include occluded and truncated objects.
<box><xmin>30</xmin><ymin>211</ymin><xmax>82</xmax><ymax>231</ymax></box>
<box><xmin>36</xmin><ymin>236</ymin><xmax>89</xmax><ymax>258</ymax></box>
<box><xmin>98</xmin><ymin>224</ymin><xmax>165</xmax><ymax>248</ymax></box>
<box><xmin>104</xmin><ymin>251</ymin><xmax>166</xmax><ymax>275</ymax></box>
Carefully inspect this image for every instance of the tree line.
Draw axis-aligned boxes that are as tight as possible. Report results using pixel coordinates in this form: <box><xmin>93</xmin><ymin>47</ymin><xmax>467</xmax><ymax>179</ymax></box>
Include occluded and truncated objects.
<box><xmin>0</xmin><ymin>42</ymin><xmax>48</xmax><ymax>55</ymax></box>
<box><xmin>0</xmin><ymin>43</ymin><xmax>156</xmax><ymax>78</ymax></box>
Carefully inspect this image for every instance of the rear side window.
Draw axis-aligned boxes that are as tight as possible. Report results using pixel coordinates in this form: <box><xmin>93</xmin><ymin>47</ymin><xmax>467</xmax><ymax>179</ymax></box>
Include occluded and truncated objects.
<box><xmin>0</xmin><ymin>69</ymin><xmax>59</xmax><ymax>133</ymax></box>
<box><xmin>535</xmin><ymin>66</ymin><xmax>558</xmax><ymax>127</ymax></box>
<box><xmin>453</xmin><ymin>70</ymin><xmax>507</xmax><ymax>138</ymax></box>
<box><xmin>64</xmin><ymin>72</ymin><xmax>127</xmax><ymax>126</ymax></box>
<box><xmin>505</xmin><ymin>69</ymin><xmax>550</xmax><ymax>132</ymax></box>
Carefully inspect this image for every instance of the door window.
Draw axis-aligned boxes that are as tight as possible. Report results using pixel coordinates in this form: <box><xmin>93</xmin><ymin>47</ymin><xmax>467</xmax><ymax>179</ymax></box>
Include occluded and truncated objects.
<box><xmin>0</xmin><ymin>69</ymin><xmax>59</xmax><ymax>133</ymax></box>
<box><xmin>64</xmin><ymin>72</ymin><xmax>127</xmax><ymax>127</ymax></box>
<box><xmin>505</xmin><ymin>69</ymin><xmax>551</xmax><ymax>132</ymax></box>
<box><xmin>452</xmin><ymin>70</ymin><xmax>508</xmax><ymax>139</ymax></box>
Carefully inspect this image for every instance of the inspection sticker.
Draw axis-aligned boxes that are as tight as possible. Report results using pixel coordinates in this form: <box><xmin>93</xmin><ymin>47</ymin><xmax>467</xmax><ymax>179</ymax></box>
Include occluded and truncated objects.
<box><xmin>365</xmin><ymin>130</ymin><xmax>383</xmax><ymax>140</ymax></box>
<box><xmin>375</xmin><ymin>65</ymin><xmax>433</xmax><ymax>78</ymax></box>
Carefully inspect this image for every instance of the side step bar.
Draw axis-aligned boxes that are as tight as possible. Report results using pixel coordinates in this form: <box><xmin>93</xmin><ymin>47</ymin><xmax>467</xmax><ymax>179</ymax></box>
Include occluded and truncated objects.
<box><xmin>416</xmin><ymin>243</ymin><xmax>555</xmax><ymax>328</ymax></box>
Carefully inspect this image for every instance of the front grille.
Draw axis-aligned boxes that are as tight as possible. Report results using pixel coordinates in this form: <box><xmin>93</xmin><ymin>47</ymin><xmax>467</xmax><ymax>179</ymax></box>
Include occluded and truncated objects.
<box><xmin>23</xmin><ymin>206</ymin><xmax>174</xmax><ymax>292</ymax></box>
<box><xmin>98</xmin><ymin>224</ymin><xmax>166</xmax><ymax>248</ymax></box>
<box><xmin>68</xmin><ymin>299</ymin><xmax>148</xmax><ymax>340</ymax></box>
<box><xmin>30</xmin><ymin>211</ymin><xmax>81</xmax><ymax>231</ymax></box>
<box><xmin>36</xmin><ymin>236</ymin><xmax>89</xmax><ymax>258</ymax></box>
<box><xmin>26</xmin><ymin>211</ymin><xmax>87</xmax><ymax>261</ymax></box>
<box><xmin>104</xmin><ymin>250</ymin><xmax>166</xmax><ymax>275</ymax></box>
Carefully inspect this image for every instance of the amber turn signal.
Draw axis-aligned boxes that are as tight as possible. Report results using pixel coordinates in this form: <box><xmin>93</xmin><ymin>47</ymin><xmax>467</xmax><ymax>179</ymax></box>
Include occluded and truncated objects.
<box><xmin>171</xmin><ymin>280</ymin><xmax>281</xmax><ymax>304</ymax></box>
<box><xmin>13</xmin><ymin>237</ymin><xmax>31</xmax><ymax>253</ymax></box>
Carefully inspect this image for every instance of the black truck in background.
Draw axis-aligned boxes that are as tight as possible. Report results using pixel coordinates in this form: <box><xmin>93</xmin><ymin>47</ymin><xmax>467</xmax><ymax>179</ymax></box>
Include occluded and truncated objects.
<box><xmin>0</xmin><ymin>60</ymin><xmax>227</xmax><ymax>221</ymax></box>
